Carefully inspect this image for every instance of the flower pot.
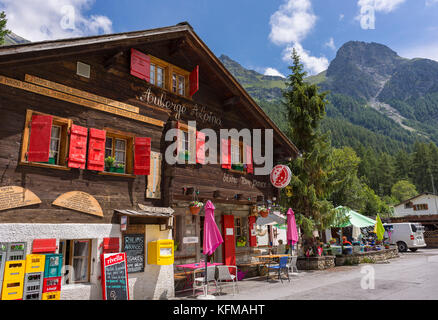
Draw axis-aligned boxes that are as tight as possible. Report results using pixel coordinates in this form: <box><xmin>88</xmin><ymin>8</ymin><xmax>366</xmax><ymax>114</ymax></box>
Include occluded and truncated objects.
<box><xmin>259</xmin><ymin>210</ymin><xmax>269</xmax><ymax>218</ymax></box>
<box><xmin>236</xmin><ymin>241</ymin><xmax>246</xmax><ymax>247</ymax></box>
<box><xmin>115</xmin><ymin>167</ymin><xmax>125</xmax><ymax>174</ymax></box>
<box><xmin>189</xmin><ymin>206</ymin><xmax>201</xmax><ymax>215</ymax></box>
<box><xmin>109</xmin><ymin>167</ymin><xmax>117</xmax><ymax>172</ymax></box>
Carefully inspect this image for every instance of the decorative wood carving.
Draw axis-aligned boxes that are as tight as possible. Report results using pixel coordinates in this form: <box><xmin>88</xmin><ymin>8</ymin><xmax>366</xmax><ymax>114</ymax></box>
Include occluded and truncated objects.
<box><xmin>53</xmin><ymin>191</ymin><xmax>104</xmax><ymax>217</ymax></box>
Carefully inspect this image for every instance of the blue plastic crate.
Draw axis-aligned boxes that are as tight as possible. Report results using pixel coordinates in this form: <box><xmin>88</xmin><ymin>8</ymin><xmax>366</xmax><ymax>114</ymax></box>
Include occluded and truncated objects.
<box><xmin>44</xmin><ymin>254</ymin><xmax>63</xmax><ymax>278</ymax></box>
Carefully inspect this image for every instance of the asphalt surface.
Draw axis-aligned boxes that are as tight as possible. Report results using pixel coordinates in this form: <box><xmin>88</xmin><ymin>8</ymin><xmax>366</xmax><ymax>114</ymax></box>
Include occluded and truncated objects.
<box><xmin>177</xmin><ymin>248</ymin><xmax>438</xmax><ymax>300</ymax></box>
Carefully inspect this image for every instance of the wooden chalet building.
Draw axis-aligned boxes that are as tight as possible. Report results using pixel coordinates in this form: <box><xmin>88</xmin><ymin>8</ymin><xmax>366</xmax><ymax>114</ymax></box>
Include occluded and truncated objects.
<box><xmin>0</xmin><ymin>22</ymin><xmax>299</xmax><ymax>300</ymax></box>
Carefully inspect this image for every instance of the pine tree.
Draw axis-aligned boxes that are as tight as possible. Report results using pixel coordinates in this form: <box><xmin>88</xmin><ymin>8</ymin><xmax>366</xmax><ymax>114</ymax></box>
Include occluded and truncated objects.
<box><xmin>0</xmin><ymin>11</ymin><xmax>11</xmax><ymax>45</ymax></box>
<box><xmin>281</xmin><ymin>49</ymin><xmax>337</xmax><ymax>245</ymax></box>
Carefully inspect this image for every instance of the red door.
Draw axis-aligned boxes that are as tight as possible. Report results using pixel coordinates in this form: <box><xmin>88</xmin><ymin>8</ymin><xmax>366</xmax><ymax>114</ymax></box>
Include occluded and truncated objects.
<box><xmin>222</xmin><ymin>215</ymin><xmax>235</xmax><ymax>266</ymax></box>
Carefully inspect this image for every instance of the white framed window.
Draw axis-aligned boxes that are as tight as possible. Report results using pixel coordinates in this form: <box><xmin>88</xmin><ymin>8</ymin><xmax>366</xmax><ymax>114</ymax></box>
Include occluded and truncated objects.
<box><xmin>49</xmin><ymin>125</ymin><xmax>62</xmax><ymax>164</ymax></box>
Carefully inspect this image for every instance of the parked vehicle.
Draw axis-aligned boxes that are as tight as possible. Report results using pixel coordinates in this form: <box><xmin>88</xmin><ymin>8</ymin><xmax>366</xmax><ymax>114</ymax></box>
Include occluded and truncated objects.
<box><xmin>383</xmin><ymin>223</ymin><xmax>426</xmax><ymax>252</ymax></box>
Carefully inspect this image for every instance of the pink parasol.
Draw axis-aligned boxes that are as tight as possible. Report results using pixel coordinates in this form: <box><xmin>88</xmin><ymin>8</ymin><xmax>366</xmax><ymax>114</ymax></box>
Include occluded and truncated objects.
<box><xmin>287</xmin><ymin>208</ymin><xmax>299</xmax><ymax>249</ymax></box>
<box><xmin>203</xmin><ymin>200</ymin><xmax>223</xmax><ymax>256</ymax></box>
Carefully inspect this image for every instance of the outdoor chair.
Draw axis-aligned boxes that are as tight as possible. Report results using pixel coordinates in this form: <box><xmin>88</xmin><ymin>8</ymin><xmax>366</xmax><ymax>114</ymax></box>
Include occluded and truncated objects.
<box><xmin>216</xmin><ymin>265</ymin><xmax>239</xmax><ymax>295</ymax></box>
<box><xmin>192</xmin><ymin>266</ymin><xmax>218</xmax><ymax>296</ymax></box>
<box><xmin>287</xmin><ymin>256</ymin><xmax>299</xmax><ymax>274</ymax></box>
<box><xmin>267</xmin><ymin>256</ymin><xmax>290</xmax><ymax>283</ymax></box>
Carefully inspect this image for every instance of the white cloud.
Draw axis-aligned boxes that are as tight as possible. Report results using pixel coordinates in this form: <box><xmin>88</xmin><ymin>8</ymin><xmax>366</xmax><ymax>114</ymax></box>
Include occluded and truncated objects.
<box><xmin>283</xmin><ymin>43</ymin><xmax>329</xmax><ymax>75</ymax></box>
<box><xmin>339</xmin><ymin>14</ymin><xmax>345</xmax><ymax>21</ymax></box>
<box><xmin>325</xmin><ymin>37</ymin><xmax>336</xmax><ymax>51</ymax></box>
<box><xmin>264</xmin><ymin>68</ymin><xmax>286</xmax><ymax>78</ymax></box>
<box><xmin>269</xmin><ymin>0</ymin><xmax>329</xmax><ymax>75</ymax></box>
<box><xmin>357</xmin><ymin>0</ymin><xmax>406</xmax><ymax>13</ymax></box>
<box><xmin>0</xmin><ymin>0</ymin><xmax>113</xmax><ymax>42</ymax></box>
<box><xmin>356</xmin><ymin>0</ymin><xmax>406</xmax><ymax>30</ymax></box>
<box><xmin>269</xmin><ymin>0</ymin><xmax>316</xmax><ymax>45</ymax></box>
<box><xmin>399</xmin><ymin>43</ymin><xmax>438</xmax><ymax>62</ymax></box>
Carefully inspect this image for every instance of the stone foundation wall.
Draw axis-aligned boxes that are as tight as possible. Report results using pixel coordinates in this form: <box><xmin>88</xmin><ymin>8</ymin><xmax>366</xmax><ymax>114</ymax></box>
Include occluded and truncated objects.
<box><xmin>296</xmin><ymin>248</ymin><xmax>399</xmax><ymax>270</ymax></box>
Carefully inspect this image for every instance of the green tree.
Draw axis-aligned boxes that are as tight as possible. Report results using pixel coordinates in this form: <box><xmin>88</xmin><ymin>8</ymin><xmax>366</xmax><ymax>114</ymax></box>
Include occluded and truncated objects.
<box><xmin>411</xmin><ymin>142</ymin><xmax>432</xmax><ymax>193</ymax></box>
<box><xmin>0</xmin><ymin>11</ymin><xmax>11</xmax><ymax>45</ymax></box>
<box><xmin>281</xmin><ymin>49</ymin><xmax>337</xmax><ymax>241</ymax></box>
<box><xmin>391</xmin><ymin>180</ymin><xmax>418</xmax><ymax>203</ymax></box>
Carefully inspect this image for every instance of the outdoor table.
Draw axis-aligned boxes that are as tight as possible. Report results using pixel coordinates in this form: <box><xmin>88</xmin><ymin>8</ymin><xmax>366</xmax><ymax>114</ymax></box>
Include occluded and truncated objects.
<box><xmin>175</xmin><ymin>262</ymin><xmax>223</xmax><ymax>290</ymax></box>
<box><xmin>254</xmin><ymin>254</ymin><xmax>289</xmax><ymax>279</ymax></box>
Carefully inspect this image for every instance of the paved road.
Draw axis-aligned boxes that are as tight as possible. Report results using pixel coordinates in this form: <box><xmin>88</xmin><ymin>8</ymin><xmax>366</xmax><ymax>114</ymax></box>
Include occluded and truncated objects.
<box><xmin>210</xmin><ymin>248</ymin><xmax>438</xmax><ymax>300</ymax></box>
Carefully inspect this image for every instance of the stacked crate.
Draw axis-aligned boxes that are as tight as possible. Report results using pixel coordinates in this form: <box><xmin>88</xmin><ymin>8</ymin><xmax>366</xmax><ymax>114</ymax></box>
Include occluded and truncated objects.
<box><xmin>42</xmin><ymin>254</ymin><xmax>63</xmax><ymax>300</ymax></box>
<box><xmin>23</xmin><ymin>254</ymin><xmax>45</xmax><ymax>300</ymax></box>
<box><xmin>1</xmin><ymin>243</ymin><xmax>27</xmax><ymax>300</ymax></box>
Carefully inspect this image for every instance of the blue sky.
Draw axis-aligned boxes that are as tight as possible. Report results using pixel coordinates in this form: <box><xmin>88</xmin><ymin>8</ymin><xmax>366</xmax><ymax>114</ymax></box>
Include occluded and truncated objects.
<box><xmin>1</xmin><ymin>0</ymin><xmax>438</xmax><ymax>76</ymax></box>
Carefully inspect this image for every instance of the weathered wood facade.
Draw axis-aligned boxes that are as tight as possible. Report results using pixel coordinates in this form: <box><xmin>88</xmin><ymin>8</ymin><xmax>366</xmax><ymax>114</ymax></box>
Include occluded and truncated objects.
<box><xmin>0</xmin><ymin>23</ymin><xmax>298</xmax><ymax>299</ymax></box>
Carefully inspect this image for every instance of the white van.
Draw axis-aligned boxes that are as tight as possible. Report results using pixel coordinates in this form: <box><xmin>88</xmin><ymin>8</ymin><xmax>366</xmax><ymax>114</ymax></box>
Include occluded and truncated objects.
<box><xmin>383</xmin><ymin>223</ymin><xmax>427</xmax><ymax>252</ymax></box>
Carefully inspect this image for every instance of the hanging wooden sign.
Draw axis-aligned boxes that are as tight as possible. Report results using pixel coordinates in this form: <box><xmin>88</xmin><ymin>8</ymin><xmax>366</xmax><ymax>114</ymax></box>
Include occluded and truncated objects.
<box><xmin>0</xmin><ymin>186</ymin><xmax>41</xmax><ymax>211</ymax></box>
<box><xmin>52</xmin><ymin>191</ymin><xmax>103</xmax><ymax>217</ymax></box>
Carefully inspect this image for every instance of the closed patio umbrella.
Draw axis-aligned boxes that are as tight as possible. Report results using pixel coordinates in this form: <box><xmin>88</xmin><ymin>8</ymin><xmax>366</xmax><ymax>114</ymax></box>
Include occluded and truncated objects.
<box><xmin>286</xmin><ymin>208</ymin><xmax>299</xmax><ymax>255</ymax></box>
<box><xmin>199</xmin><ymin>200</ymin><xmax>223</xmax><ymax>299</ymax></box>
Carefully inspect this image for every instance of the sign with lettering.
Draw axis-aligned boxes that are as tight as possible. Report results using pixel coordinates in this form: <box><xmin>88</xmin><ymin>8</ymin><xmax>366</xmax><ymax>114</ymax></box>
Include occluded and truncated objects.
<box><xmin>0</xmin><ymin>75</ymin><xmax>164</xmax><ymax>127</ymax></box>
<box><xmin>136</xmin><ymin>87</ymin><xmax>223</xmax><ymax>126</ymax></box>
<box><xmin>270</xmin><ymin>165</ymin><xmax>292</xmax><ymax>189</ymax></box>
<box><xmin>222</xmin><ymin>173</ymin><xmax>268</xmax><ymax>189</ymax></box>
<box><xmin>182</xmin><ymin>237</ymin><xmax>199</xmax><ymax>244</ymax></box>
<box><xmin>0</xmin><ymin>186</ymin><xmax>41</xmax><ymax>211</ymax></box>
<box><xmin>101</xmin><ymin>252</ymin><xmax>129</xmax><ymax>300</ymax></box>
<box><xmin>123</xmin><ymin>234</ymin><xmax>145</xmax><ymax>274</ymax></box>
<box><xmin>52</xmin><ymin>191</ymin><xmax>103</xmax><ymax>217</ymax></box>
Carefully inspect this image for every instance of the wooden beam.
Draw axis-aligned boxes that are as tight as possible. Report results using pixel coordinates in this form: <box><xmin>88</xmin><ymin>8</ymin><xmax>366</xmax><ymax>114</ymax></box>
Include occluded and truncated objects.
<box><xmin>169</xmin><ymin>38</ymin><xmax>186</xmax><ymax>56</ymax></box>
<box><xmin>104</xmin><ymin>51</ymin><xmax>125</xmax><ymax>70</ymax></box>
<box><xmin>223</xmin><ymin>96</ymin><xmax>240</xmax><ymax>112</ymax></box>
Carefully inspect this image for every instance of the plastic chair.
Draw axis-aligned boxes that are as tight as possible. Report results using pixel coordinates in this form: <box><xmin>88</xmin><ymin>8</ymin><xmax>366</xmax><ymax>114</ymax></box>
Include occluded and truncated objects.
<box><xmin>267</xmin><ymin>256</ymin><xmax>290</xmax><ymax>283</ymax></box>
<box><xmin>192</xmin><ymin>266</ymin><xmax>217</xmax><ymax>296</ymax></box>
<box><xmin>216</xmin><ymin>265</ymin><xmax>239</xmax><ymax>295</ymax></box>
<box><xmin>287</xmin><ymin>256</ymin><xmax>299</xmax><ymax>274</ymax></box>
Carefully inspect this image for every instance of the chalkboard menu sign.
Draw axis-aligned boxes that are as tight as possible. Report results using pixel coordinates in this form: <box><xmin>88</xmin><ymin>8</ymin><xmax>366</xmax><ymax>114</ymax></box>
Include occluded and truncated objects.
<box><xmin>101</xmin><ymin>253</ymin><xmax>129</xmax><ymax>300</ymax></box>
<box><xmin>123</xmin><ymin>234</ymin><xmax>145</xmax><ymax>274</ymax></box>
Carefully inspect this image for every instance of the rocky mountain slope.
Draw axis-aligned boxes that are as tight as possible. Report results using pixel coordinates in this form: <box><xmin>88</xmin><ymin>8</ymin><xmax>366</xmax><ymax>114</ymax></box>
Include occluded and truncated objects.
<box><xmin>220</xmin><ymin>41</ymin><xmax>438</xmax><ymax>153</ymax></box>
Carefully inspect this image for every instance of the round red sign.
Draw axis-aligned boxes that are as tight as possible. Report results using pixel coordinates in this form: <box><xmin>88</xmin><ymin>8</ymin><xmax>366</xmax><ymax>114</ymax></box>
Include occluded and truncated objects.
<box><xmin>270</xmin><ymin>165</ymin><xmax>292</xmax><ymax>189</ymax></box>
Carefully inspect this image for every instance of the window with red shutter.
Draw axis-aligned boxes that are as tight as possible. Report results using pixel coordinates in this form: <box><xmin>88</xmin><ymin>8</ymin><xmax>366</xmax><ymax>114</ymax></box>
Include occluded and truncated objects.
<box><xmin>134</xmin><ymin>137</ymin><xmax>151</xmax><ymax>175</ymax></box>
<box><xmin>68</xmin><ymin>124</ymin><xmax>88</xmax><ymax>169</ymax></box>
<box><xmin>196</xmin><ymin>131</ymin><xmax>206</xmax><ymax>165</ymax></box>
<box><xmin>131</xmin><ymin>48</ymin><xmax>151</xmax><ymax>82</ymax></box>
<box><xmin>87</xmin><ymin>128</ymin><xmax>106</xmax><ymax>171</ymax></box>
<box><xmin>189</xmin><ymin>65</ymin><xmax>199</xmax><ymax>97</ymax></box>
<box><xmin>245</xmin><ymin>144</ymin><xmax>254</xmax><ymax>174</ymax></box>
<box><xmin>221</xmin><ymin>138</ymin><xmax>231</xmax><ymax>169</ymax></box>
<box><xmin>27</xmin><ymin>114</ymin><xmax>53</xmax><ymax>162</ymax></box>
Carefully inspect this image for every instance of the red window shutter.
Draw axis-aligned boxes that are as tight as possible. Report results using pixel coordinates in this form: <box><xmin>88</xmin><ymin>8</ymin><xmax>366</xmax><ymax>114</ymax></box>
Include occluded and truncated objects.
<box><xmin>68</xmin><ymin>124</ymin><xmax>88</xmax><ymax>169</ymax></box>
<box><xmin>102</xmin><ymin>238</ymin><xmax>119</xmax><ymax>254</ymax></box>
<box><xmin>189</xmin><ymin>65</ymin><xmax>199</xmax><ymax>97</ymax></box>
<box><xmin>131</xmin><ymin>48</ymin><xmax>151</xmax><ymax>82</ymax></box>
<box><xmin>246</xmin><ymin>144</ymin><xmax>254</xmax><ymax>174</ymax></box>
<box><xmin>221</xmin><ymin>138</ymin><xmax>231</xmax><ymax>169</ymax></box>
<box><xmin>32</xmin><ymin>239</ymin><xmax>57</xmax><ymax>253</ymax></box>
<box><xmin>27</xmin><ymin>114</ymin><xmax>53</xmax><ymax>162</ymax></box>
<box><xmin>196</xmin><ymin>131</ymin><xmax>206</xmax><ymax>164</ymax></box>
<box><xmin>87</xmin><ymin>128</ymin><xmax>106</xmax><ymax>171</ymax></box>
<box><xmin>134</xmin><ymin>137</ymin><xmax>151</xmax><ymax>175</ymax></box>
<box><xmin>248</xmin><ymin>216</ymin><xmax>257</xmax><ymax>247</ymax></box>
<box><xmin>222</xmin><ymin>215</ymin><xmax>236</xmax><ymax>267</ymax></box>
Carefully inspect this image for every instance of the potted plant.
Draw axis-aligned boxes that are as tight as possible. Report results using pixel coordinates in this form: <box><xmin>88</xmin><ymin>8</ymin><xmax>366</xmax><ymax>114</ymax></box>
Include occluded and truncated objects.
<box><xmin>115</xmin><ymin>163</ymin><xmax>125</xmax><ymax>174</ymax></box>
<box><xmin>258</xmin><ymin>205</ymin><xmax>269</xmax><ymax>218</ymax></box>
<box><xmin>236</xmin><ymin>236</ymin><xmax>246</xmax><ymax>247</ymax></box>
<box><xmin>232</xmin><ymin>162</ymin><xmax>244</xmax><ymax>171</ymax></box>
<box><xmin>189</xmin><ymin>201</ymin><xmax>203</xmax><ymax>215</ymax></box>
<box><xmin>329</xmin><ymin>238</ymin><xmax>337</xmax><ymax>245</ymax></box>
<box><xmin>104</xmin><ymin>156</ymin><xmax>116</xmax><ymax>172</ymax></box>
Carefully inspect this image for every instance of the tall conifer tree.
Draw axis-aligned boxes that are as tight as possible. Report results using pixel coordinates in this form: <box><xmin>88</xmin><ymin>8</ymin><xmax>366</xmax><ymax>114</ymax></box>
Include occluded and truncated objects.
<box><xmin>282</xmin><ymin>49</ymin><xmax>337</xmax><ymax>243</ymax></box>
<box><xmin>0</xmin><ymin>11</ymin><xmax>11</xmax><ymax>45</ymax></box>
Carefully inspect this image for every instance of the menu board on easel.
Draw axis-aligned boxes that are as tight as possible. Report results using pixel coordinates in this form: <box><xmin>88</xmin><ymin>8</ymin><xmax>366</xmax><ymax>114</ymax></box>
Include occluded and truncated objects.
<box><xmin>101</xmin><ymin>252</ymin><xmax>129</xmax><ymax>300</ymax></box>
